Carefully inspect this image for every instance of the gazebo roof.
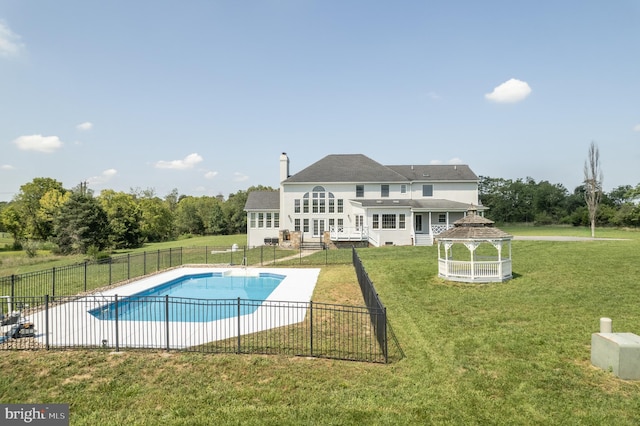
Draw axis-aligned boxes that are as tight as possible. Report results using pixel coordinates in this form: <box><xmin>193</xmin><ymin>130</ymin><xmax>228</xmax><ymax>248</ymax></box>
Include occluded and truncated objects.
<box><xmin>437</xmin><ymin>207</ymin><xmax>512</xmax><ymax>240</ymax></box>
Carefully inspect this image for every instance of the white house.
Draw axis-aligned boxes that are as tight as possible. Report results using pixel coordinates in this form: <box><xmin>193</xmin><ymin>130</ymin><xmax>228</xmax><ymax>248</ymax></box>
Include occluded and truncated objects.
<box><xmin>244</xmin><ymin>153</ymin><xmax>485</xmax><ymax>248</ymax></box>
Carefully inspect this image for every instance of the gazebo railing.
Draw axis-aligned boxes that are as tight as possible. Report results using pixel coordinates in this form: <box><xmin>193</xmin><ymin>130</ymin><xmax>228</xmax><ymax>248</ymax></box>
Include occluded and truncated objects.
<box><xmin>438</xmin><ymin>259</ymin><xmax>511</xmax><ymax>282</ymax></box>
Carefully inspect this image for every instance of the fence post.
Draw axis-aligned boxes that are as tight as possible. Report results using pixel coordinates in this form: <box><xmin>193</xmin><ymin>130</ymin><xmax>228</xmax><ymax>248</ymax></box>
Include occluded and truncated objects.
<box><xmin>115</xmin><ymin>295</ymin><xmax>119</xmax><ymax>352</ymax></box>
<box><xmin>11</xmin><ymin>275</ymin><xmax>15</xmax><ymax>300</ymax></box>
<box><xmin>169</xmin><ymin>248</ymin><xmax>172</xmax><ymax>267</ymax></box>
<box><xmin>309</xmin><ymin>301</ymin><xmax>313</xmax><ymax>357</ymax></box>
<box><xmin>157</xmin><ymin>249</ymin><xmax>160</xmax><ymax>271</ymax></box>
<box><xmin>109</xmin><ymin>257</ymin><xmax>112</xmax><ymax>285</ymax></box>
<box><xmin>127</xmin><ymin>254</ymin><xmax>130</xmax><ymax>280</ymax></box>
<box><xmin>144</xmin><ymin>251</ymin><xmax>147</xmax><ymax>276</ymax></box>
<box><xmin>165</xmin><ymin>295</ymin><xmax>170</xmax><ymax>351</ymax></box>
<box><xmin>384</xmin><ymin>307</ymin><xmax>388</xmax><ymax>364</ymax></box>
<box><xmin>84</xmin><ymin>261</ymin><xmax>88</xmax><ymax>292</ymax></box>
<box><xmin>205</xmin><ymin>246</ymin><xmax>208</xmax><ymax>264</ymax></box>
<box><xmin>237</xmin><ymin>297</ymin><xmax>241</xmax><ymax>354</ymax></box>
<box><xmin>52</xmin><ymin>267</ymin><xmax>56</xmax><ymax>298</ymax></box>
<box><xmin>45</xmin><ymin>295</ymin><xmax>50</xmax><ymax>350</ymax></box>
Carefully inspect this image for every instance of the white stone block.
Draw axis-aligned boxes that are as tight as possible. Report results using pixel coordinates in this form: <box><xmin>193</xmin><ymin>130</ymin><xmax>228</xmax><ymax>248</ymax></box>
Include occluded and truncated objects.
<box><xmin>591</xmin><ymin>332</ymin><xmax>640</xmax><ymax>380</ymax></box>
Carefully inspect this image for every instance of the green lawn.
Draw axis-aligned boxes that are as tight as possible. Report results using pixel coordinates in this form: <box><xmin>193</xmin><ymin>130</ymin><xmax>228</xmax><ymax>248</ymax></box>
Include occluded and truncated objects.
<box><xmin>1</xmin><ymin>230</ymin><xmax>640</xmax><ymax>424</ymax></box>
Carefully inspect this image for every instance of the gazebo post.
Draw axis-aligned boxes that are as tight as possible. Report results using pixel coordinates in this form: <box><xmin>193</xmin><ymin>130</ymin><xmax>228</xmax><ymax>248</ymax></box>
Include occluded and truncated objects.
<box><xmin>497</xmin><ymin>241</ymin><xmax>503</xmax><ymax>279</ymax></box>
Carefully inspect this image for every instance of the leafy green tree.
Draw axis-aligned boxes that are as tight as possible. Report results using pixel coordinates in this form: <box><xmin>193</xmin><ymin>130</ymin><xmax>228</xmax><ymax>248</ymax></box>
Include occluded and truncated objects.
<box><xmin>174</xmin><ymin>196</ymin><xmax>205</xmax><ymax>235</ymax></box>
<box><xmin>207</xmin><ymin>202</ymin><xmax>228</xmax><ymax>235</ymax></box>
<box><xmin>53</xmin><ymin>191</ymin><xmax>110</xmax><ymax>254</ymax></box>
<box><xmin>138</xmin><ymin>196</ymin><xmax>174</xmax><ymax>242</ymax></box>
<box><xmin>533</xmin><ymin>181</ymin><xmax>568</xmax><ymax>223</ymax></box>
<box><xmin>0</xmin><ymin>204</ymin><xmax>26</xmax><ymax>248</ymax></box>
<box><xmin>0</xmin><ymin>201</ymin><xmax>8</xmax><ymax>232</ymax></box>
<box><xmin>14</xmin><ymin>177</ymin><xmax>66</xmax><ymax>240</ymax></box>
<box><xmin>98</xmin><ymin>190</ymin><xmax>144</xmax><ymax>249</ymax></box>
<box><xmin>225</xmin><ymin>190</ymin><xmax>249</xmax><ymax>234</ymax></box>
<box><xmin>37</xmin><ymin>188</ymin><xmax>71</xmax><ymax>238</ymax></box>
<box><xmin>606</xmin><ymin>185</ymin><xmax>634</xmax><ymax>207</ymax></box>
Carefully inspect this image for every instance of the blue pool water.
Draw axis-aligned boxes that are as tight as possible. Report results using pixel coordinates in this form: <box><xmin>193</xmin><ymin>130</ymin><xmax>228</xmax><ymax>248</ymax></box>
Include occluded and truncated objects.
<box><xmin>89</xmin><ymin>272</ymin><xmax>285</xmax><ymax>322</ymax></box>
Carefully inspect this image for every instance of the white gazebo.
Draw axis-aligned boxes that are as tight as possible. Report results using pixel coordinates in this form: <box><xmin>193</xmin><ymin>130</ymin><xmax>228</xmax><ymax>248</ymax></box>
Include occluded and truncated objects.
<box><xmin>436</xmin><ymin>207</ymin><xmax>513</xmax><ymax>283</ymax></box>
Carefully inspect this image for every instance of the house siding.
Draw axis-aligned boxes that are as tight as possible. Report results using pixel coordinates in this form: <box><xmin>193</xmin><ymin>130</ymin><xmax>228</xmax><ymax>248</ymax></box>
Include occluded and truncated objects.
<box><xmin>245</xmin><ymin>154</ymin><xmax>483</xmax><ymax>248</ymax></box>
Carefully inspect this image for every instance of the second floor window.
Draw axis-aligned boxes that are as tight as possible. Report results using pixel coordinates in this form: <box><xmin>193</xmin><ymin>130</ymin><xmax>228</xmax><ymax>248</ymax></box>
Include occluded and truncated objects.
<box><xmin>381</xmin><ymin>185</ymin><xmax>389</xmax><ymax>197</ymax></box>
<box><xmin>356</xmin><ymin>185</ymin><xmax>364</xmax><ymax>197</ymax></box>
<box><xmin>423</xmin><ymin>185</ymin><xmax>433</xmax><ymax>197</ymax></box>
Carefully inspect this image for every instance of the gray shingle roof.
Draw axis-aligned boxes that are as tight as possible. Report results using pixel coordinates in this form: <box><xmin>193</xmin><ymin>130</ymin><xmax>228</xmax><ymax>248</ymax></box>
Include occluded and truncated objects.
<box><xmin>284</xmin><ymin>154</ymin><xmax>408</xmax><ymax>183</ymax></box>
<box><xmin>355</xmin><ymin>199</ymin><xmax>485</xmax><ymax>211</ymax></box>
<box><xmin>387</xmin><ymin>164</ymin><xmax>478</xmax><ymax>181</ymax></box>
<box><xmin>284</xmin><ymin>154</ymin><xmax>479</xmax><ymax>183</ymax></box>
<box><xmin>244</xmin><ymin>191</ymin><xmax>280</xmax><ymax>211</ymax></box>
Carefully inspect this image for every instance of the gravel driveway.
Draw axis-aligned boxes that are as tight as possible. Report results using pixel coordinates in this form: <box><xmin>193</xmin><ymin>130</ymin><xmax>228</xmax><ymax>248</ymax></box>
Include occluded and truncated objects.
<box><xmin>512</xmin><ymin>235</ymin><xmax>629</xmax><ymax>241</ymax></box>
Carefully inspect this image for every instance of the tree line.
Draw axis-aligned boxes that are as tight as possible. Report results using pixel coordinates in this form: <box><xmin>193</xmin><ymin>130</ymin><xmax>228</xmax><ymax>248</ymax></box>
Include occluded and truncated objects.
<box><xmin>479</xmin><ymin>176</ymin><xmax>640</xmax><ymax>227</ymax></box>
<box><xmin>2</xmin><ymin>173</ymin><xmax>640</xmax><ymax>256</ymax></box>
<box><xmin>0</xmin><ymin>177</ymin><xmax>275</xmax><ymax>255</ymax></box>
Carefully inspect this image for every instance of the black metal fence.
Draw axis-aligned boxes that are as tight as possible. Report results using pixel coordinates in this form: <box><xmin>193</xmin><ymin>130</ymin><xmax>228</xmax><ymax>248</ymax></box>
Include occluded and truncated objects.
<box><xmin>0</xmin><ymin>245</ymin><xmax>352</xmax><ymax>299</ymax></box>
<box><xmin>0</xmin><ymin>247</ymin><xmax>398</xmax><ymax>363</ymax></box>
<box><xmin>352</xmin><ymin>247</ymin><xmax>389</xmax><ymax>362</ymax></box>
<box><xmin>0</xmin><ymin>295</ymin><xmax>387</xmax><ymax>363</ymax></box>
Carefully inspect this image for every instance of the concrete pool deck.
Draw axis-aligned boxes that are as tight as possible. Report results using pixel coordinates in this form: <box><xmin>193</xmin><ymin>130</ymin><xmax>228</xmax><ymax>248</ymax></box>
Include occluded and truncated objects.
<box><xmin>29</xmin><ymin>267</ymin><xmax>321</xmax><ymax>349</ymax></box>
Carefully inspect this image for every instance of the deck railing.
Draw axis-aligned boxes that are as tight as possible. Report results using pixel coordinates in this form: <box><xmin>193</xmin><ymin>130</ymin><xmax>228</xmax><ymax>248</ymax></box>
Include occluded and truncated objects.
<box><xmin>329</xmin><ymin>226</ymin><xmax>368</xmax><ymax>241</ymax></box>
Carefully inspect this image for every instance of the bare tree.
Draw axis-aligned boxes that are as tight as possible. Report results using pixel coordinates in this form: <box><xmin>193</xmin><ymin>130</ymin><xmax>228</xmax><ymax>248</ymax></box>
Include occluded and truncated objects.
<box><xmin>583</xmin><ymin>142</ymin><xmax>603</xmax><ymax>237</ymax></box>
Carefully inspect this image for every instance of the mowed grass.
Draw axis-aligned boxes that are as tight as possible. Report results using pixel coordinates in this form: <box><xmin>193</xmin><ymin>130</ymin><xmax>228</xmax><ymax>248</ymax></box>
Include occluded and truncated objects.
<box><xmin>1</xmin><ymin>231</ymin><xmax>640</xmax><ymax>424</ymax></box>
<box><xmin>0</xmin><ymin>235</ymin><xmax>248</xmax><ymax>277</ymax></box>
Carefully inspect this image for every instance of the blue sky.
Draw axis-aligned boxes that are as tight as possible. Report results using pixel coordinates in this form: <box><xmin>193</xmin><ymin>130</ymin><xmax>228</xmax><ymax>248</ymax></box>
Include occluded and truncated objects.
<box><xmin>1</xmin><ymin>1</ymin><xmax>639</xmax><ymax>202</ymax></box>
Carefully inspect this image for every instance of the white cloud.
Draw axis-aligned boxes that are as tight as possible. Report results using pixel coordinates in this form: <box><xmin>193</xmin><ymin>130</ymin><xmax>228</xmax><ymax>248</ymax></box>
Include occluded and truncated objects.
<box><xmin>485</xmin><ymin>78</ymin><xmax>532</xmax><ymax>103</ymax></box>
<box><xmin>429</xmin><ymin>160</ymin><xmax>443</xmax><ymax>165</ymax></box>
<box><xmin>13</xmin><ymin>134</ymin><xmax>63</xmax><ymax>153</ymax></box>
<box><xmin>633</xmin><ymin>124</ymin><xmax>640</xmax><ymax>132</ymax></box>
<box><xmin>0</xmin><ymin>21</ymin><xmax>24</xmax><ymax>57</ymax></box>
<box><xmin>1</xmin><ymin>164</ymin><xmax>15</xmax><ymax>170</ymax></box>
<box><xmin>76</xmin><ymin>122</ymin><xmax>93</xmax><ymax>131</ymax></box>
<box><xmin>233</xmin><ymin>172</ymin><xmax>249</xmax><ymax>182</ymax></box>
<box><xmin>448</xmin><ymin>157</ymin><xmax>463</xmax><ymax>164</ymax></box>
<box><xmin>204</xmin><ymin>171</ymin><xmax>218</xmax><ymax>179</ymax></box>
<box><xmin>87</xmin><ymin>169</ymin><xmax>117</xmax><ymax>185</ymax></box>
<box><xmin>155</xmin><ymin>153</ymin><xmax>203</xmax><ymax>170</ymax></box>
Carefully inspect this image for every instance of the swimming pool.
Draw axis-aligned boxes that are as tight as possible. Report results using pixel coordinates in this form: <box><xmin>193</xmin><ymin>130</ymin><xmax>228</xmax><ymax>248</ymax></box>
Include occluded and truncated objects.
<box><xmin>32</xmin><ymin>267</ymin><xmax>321</xmax><ymax>349</ymax></box>
<box><xmin>89</xmin><ymin>272</ymin><xmax>285</xmax><ymax>322</ymax></box>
